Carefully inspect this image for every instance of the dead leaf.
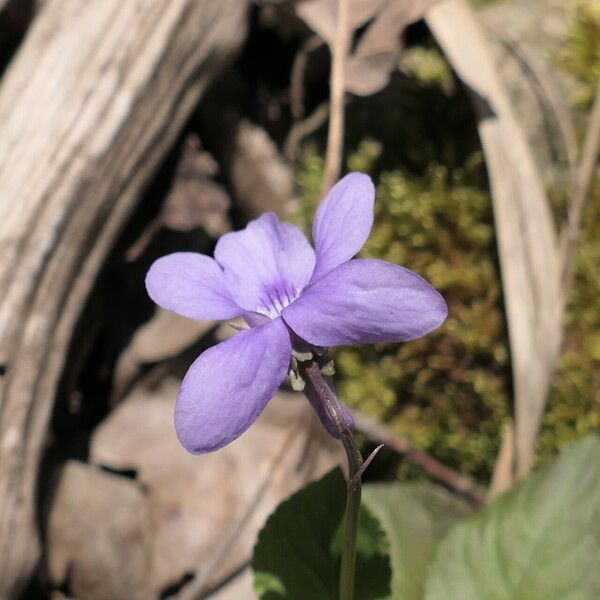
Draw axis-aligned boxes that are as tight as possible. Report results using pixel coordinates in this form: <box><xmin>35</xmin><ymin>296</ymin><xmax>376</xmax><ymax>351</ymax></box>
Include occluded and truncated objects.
<box><xmin>488</xmin><ymin>419</ymin><xmax>514</xmax><ymax>501</ymax></box>
<box><xmin>125</xmin><ymin>135</ymin><xmax>231</xmax><ymax>261</ymax></box>
<box><xmin>161</xmin><ymin>136</ymin><xmax>231</xmax><ymax>237</ymax></box>
<box><xmin>296</xmin><ymin>0</ymin><xmax>386</xmax><ymax>47</ymax></box>
<box><xmin>229</xmin><ymin>119</ymin><xmax>296</xmax><ymax>219</ymax></box>
<box><xmin>477</xmin><ymin>0</ymin><xmax>577</xmax><ymax>185</ymax></box>
<box><xmin>297</xmin><ymin>0</ymin><xmax>442</xmax><ymax>97</ymax></box>
<box><xmin>207</xmin><ymin>567</ymin><xmax>254</xmax><ymax>599</ymax></box>
<box><xmin>110</xmin><ymin>308</ymin><xmax>214</xmax><ymax>404</ymax></box>
<box><xmin>346</xmin><ymin>1</ymin><xmax>441</xmax><ymax>95</ymax></box>
<box><xmin>427</xmin><ymin>0</ymin><xmax>562</xmax><ymax>479</ymax></box>
<box><xmin>126</xmin><ymin>308</ymin><xmax>214</xmax><ymax>365</ymax></box>
<box><xmin>90</xmin><ymin>377</ymin><xmax>342</xmax><ymax>594</ymax></box>
<box><xmin>47</xmin><ymin>461</ymin><xmax>152</xmax><ymax>600</ymax></box>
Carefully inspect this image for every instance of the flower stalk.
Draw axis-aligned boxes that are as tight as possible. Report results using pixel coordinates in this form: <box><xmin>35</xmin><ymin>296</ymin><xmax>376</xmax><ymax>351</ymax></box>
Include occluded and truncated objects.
<box><xmin>338</xmin><ymin>431</ymin><xmax>363</xmax><ymax>600</ymax></box>
<box><xmin>301</xmin><ymin>359</ymin><xmax>363</xmax><ymax>600</ymax></box>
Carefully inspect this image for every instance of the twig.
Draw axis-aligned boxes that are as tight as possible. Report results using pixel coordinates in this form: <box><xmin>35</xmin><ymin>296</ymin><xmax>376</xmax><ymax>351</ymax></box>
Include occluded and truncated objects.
<box><xmin>488</xmin><ymin>419</ymin><xmax>514</xmax><ymax>501</ymax></box>
<box><xmin>561</xmin><ymin>80</ymin><xmax>600</xmax><ymax>302</ymax></box>
<box><xmin>352</xmin><ymin>411</ymin><xmax>485</xmax><ymax>506</ymax></box>
<box><xmin>176</xmin><ymin>418</ymin><xmax>305</xmax><ymax>600</ymax></box>
<box><xmin>197</xmin><ymin>559</ymin><xmax>251</xmax><ymax>599</ymax></box>
<box><xmin>290</xmin><ymin>35</ymin><xmax>323</xmax><ymax>119</ymax></box>
<box><xmin>321</xmin><ymin>0</ymin><xmax>349</xmax><ymax>195</ymax></box>
<box><xmin>283</xmin><ymin>100</ymin><xmax>330</xmax><ymax>161</ymax></box>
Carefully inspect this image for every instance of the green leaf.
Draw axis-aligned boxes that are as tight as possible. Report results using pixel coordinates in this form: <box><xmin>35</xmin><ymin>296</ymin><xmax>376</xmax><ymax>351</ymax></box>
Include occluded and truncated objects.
<box><xmin>363</xmin><ymin>482</ymin><xmax>471</xmax><ymax>600</ymax></box>
<box><xmin>252</xmin><ymin>468</ymin><xmax>391</xmax><ymax>600</ymax></box>
<box><xmin>425</xmin><ymin>435</ymin><xmax>600</xmax><ymax>600</ymax></box>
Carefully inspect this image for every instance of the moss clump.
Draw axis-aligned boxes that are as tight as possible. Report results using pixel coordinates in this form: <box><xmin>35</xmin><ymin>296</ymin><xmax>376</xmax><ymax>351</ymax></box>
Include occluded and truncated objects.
<box><xmin>296</xmin><ymin>141</ymin><xmax>600</xmax><ymax>483</ymax></box>
<box><xmin>295</xmin><ymin>142</ymin><xmax>510</xmax><ymax>482</ymax></box>
<box><xmin>292</xmin><ymin>8</ymin><xmax>600</xmax><ymax>482</ymax></box>
<box><xmin>560</xmin><ymin>0</ymin><xmax>600</xmax><ymax>108</ymax></box>
<box><xmin>540</xmin><ymin>0</ymin><xmax>600</xmax><ymax>450</ymax></box>
<box><xmin>398</xmin><ymin>47</ymin><xmax>454</xmax><ymax>94</ymax></box>
<box><xmin>539</xmin><ymin>173</ymin><xmax>600</xmax><ymax>453</ymax></box>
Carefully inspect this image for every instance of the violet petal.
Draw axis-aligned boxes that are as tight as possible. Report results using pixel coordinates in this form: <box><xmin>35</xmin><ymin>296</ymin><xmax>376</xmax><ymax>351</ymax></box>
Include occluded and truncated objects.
<box><xmin>174</xmin><ymin>317</ymin><xmax>291</xmax><ymax>454</ymax></box>
<box><xmin>311</xmin><ymin>172</ymin><xmax>375</xmax><ymax>282</ymax></box>
<box><xmin>215</xmin><ymin>213</ymin><xmax>316</xmax><ymax>316</ymax></box>
<box><xmin>145</xmin><ymin>252</ymin><xmax>242</xmax><ymax>320</ymax></box>
<box><xmin>283</xmin><ymin>258</ymin><xmax>447</xmax><ymax>346</ymax></box>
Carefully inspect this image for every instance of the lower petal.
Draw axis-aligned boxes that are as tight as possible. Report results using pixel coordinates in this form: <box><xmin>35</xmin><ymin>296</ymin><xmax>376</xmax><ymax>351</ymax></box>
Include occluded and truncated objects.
<box><xmin>282</xmin><ymin>258</ymin><xmax>447</xmax><ymax>346</ymax></box>
<box><xmin>175</xmin><ymin>317</ymin><xmax>291</xmax><ymax>454</ymax></box>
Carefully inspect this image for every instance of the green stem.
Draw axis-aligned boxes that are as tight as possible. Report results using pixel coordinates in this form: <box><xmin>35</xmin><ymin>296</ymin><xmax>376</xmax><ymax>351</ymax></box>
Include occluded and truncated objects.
<box><xmin>302</xmin><ymin>361</ymin><xmax>364</xmax><ymax>600</ymax></box>
<box><xmin>339</xmin><ymin>430</ymin><xmax>363</xmax><ymax>600</ymax></box>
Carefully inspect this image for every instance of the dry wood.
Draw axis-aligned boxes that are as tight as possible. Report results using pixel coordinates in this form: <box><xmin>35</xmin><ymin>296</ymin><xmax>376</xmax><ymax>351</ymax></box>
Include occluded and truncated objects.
<box><xmin>427</xmin><ymin>0</ymin><xmax>563</xmax><ymax>480</ymax></box>
<box><xmin>0</xmin><ymin>0</ymin><xmax>249</xmax><ymax>596</ymax></box>
<box><xmin>322</xmin><ymin>0</ymin><xmax>349</xmax><ymax>194</ymax></box>
<box><xmin>488</xmin><ymin>419</ymin><xmax>515</xmax><ymax>500</ymax></box>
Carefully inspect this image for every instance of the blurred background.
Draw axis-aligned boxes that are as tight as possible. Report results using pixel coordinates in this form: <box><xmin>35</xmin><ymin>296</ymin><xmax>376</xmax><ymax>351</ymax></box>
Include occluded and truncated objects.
<box><xmin>0</xmin><ymin>0</ymin><xmax>598</xmax><ymax>598</ymax></box>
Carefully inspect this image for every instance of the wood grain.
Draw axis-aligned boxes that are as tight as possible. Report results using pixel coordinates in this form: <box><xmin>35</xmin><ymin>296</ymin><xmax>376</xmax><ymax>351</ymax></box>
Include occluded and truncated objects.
<box><xmin>0</xmin><ymin>0</ymin><xmax>248</xmax><ymax>596</ymax></box>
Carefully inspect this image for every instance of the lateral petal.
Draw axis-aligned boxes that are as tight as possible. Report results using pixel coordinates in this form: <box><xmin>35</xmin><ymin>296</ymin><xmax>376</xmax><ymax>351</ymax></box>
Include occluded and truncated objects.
<box><xmin>283</xmin><ymin>259</ymin><xmax>447</xmax><ymax>346</ymax></box>
<box><xmin>146</xmin><ymin>252</ymin><xmax>242</xmax><ymax>321</ymax></box>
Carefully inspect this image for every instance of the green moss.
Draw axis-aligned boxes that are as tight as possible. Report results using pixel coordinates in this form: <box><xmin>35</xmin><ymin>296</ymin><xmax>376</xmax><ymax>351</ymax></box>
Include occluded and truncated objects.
<box><xmin>539</xmin><ymin>173</ymin><xmax>600</xmax><ymax>453</ymax></box>
<box><xmin>292</xmin><ymin>13</ymin><xmax>600</xmax><ymax>482</ymax></box>
<box><xmin>295</xmin><ymin>142</ymin><xmax>510</xmax><ymax>481</ymax></box>
<box><xmin>539</xmin><ymin>0</ymin><xmax>600</xmax><ymax>452</ymax></box>
<box><xmin>295</xmin><ymin>147</ymin><xmax>599</xmax><ymax>484</ymax></box>
<box><xmin>560</xmin><ymin>0</ymin><xmax>600</xmax><ymax>108</ymax></box>
<box><xmin>398</xmin><ymin>47</ymin><xmax>454</xmax><ymax>94</ymax></box>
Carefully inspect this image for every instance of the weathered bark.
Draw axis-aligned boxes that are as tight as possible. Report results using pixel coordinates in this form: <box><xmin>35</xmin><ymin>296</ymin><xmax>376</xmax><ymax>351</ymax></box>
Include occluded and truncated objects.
<box><xmin>0</xmin><ymin>0</ymin><xmax>249</xmax><ymax>596</ymax></box>
<box><xmin>0</xmin><ymin>0</ymin><xmax>34</xmax><ymax>74</ymax></box>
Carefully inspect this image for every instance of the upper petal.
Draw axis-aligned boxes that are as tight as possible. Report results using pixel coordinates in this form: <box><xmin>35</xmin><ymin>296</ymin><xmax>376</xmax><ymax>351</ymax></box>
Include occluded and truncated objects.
<box><xmin>282</xmin><ymin>258</ymin><xmax>447</xmax><ymax>346</ymax></box>
<box><xmin>214</xmin><ymin>212</ymin><xmax>316</xmax><ymax>316</ymax></box>
<box><xmin>175</xmin><ymin>317</ymin><xmax>292</xmax><ymax>454</ymax></box>
<box><xmin>145</xmin><ymin>252</ymin><xmax>242</xmax><ymax>321</ymax></box>
<box><xmin>311</xmin><ymin>172</ymin><xmax>375</xmax><ymax>281</ymax></box>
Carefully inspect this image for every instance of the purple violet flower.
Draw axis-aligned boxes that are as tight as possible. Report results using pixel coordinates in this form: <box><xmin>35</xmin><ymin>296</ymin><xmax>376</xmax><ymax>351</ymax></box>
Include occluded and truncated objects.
<box><xmin>145</xmin><ymin>172</ymin><xmax>447</xmax><ymax>454</ymax></box>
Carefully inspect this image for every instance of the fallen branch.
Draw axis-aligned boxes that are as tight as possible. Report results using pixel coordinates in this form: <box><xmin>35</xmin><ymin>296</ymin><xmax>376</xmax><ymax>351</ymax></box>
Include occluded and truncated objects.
<box><xmin>290</xmin><ymin>34</ymin><xmax>323</xmax><ymax>119</ymax></box>
<box><xmin>284</xmin><ymin>100</ymin><xmax>330</xmax><ymax>160</ymax></box>
<box><xmin>0</xmin><ymin>1</ymin><xmax>249</xmax><ymax>596</ymax></box>
<box><xmin>352</xmin><ymin>411</ymin><xmax>484</xmax><ymax>507</ymax></box>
